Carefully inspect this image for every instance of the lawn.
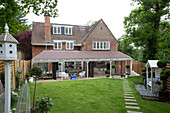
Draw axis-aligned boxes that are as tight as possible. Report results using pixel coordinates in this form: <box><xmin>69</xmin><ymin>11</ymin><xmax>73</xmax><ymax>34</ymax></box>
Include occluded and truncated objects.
<box><xmin>29</xmin><ymin>78</ymin><xmax>126</xmax><ymax>113</ymax></box>
<box><xmin>29</xmin><ymin>77</ymin><xmax>170</xmax><ymax>113</ymax></box>
<box><xmin>127</xmin><ymin>76</ymin><xmax>170</xmax><ymax>113</ymax></box>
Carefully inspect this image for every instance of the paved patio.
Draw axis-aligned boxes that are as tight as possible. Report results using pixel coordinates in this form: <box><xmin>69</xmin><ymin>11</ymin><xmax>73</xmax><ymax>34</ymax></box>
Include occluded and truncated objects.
<box><xmin>37</xmin><ymin>75</ymin><xmax>123</xmax><ymax>82</ymax></box>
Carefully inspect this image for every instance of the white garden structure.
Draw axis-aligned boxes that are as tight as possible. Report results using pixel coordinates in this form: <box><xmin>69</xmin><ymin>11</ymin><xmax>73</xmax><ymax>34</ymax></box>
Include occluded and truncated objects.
<box><xmin>145</xmin><ymin>60</ymin><xmax>162</xmax><ymax>93</ymax></box>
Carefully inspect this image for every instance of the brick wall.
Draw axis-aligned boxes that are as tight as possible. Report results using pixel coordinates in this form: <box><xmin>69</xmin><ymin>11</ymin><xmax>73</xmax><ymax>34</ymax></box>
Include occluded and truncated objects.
<box><xmin>82</xmin><ymin>20</ymin><xmax>119</xmax><ymax>51</ymax></box>
<box><xmin>32</xmin><ymin>45</ymin><xmax>53</xmax><ymax>58</ymax></box>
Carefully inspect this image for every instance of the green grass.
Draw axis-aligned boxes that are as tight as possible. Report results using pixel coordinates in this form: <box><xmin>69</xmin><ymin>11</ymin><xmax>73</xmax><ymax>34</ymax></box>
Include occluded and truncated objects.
<box><xmin>127</xmin><ymin>76</ymin><xmax>170</xmax><ymax>113</ymax></box>
<box><xmin>29</xmin><ymin>77</ymin><xmax>170</xmax><ymax>113</ymax></box>
<box><xmin>29</xmin><ymin>78</ymin><xmax>126</xmax><ymax>113</ymax></box>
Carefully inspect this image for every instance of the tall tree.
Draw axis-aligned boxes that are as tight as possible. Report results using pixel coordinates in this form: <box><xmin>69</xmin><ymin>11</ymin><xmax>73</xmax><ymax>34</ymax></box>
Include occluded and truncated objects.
<box><xmin>124</xmin><ymin>0</ymin><xmax>169</xmax><ymax>62</ymax></box>
<box><xmin>13</xmin><ymin>30</ymin><xmax>32</xmax><ymax>60</ymax></box>
<box><xmin>0</xmin><ymin>0</ymin><xmax>58</xmax><ymax>35</ymax></box>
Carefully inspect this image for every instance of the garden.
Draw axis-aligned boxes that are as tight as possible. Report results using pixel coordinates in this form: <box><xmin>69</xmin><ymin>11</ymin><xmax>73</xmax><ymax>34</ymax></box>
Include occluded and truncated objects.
<box><xmin>29</xmin><ymin>77</ymin><xmax>170</xmax><ymax>113</ymax></box>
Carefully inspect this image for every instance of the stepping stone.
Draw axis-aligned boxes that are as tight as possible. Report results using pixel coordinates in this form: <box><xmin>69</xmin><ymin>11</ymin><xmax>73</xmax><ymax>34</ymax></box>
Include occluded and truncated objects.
<box><xmin>124</xmin><ymin>94</ymin><xmax>133</xmax><ymax>96</ymax></box>
<box><xmin>124</xmin><ymin>96</ymin><xmax>135</xmax><ymax>99</ymax></box>
<box><xmin>125</xmin><ymin>99</ymin><xmax>136</xmax><ymax>101</ymax></box>
<box><xmin>127</xmin><ymin>110</ymin><xmax>143</xmax><ymax>113</ymax></box>
<box><xmin>126</xmin><ymin>106</ymin><xmax>140</xmax><ymax>109</ymax></box>
<box><xmin>125</xmin><ymin>102</ymin><xmax>138</xmax><ymax>105</ymax></box>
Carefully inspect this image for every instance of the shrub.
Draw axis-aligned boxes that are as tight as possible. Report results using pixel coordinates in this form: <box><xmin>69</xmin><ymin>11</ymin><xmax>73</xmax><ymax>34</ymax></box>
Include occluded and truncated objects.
<box><xmin>164</xmin><ymin>69</ymin><xmax>170</xmax><ymax>77</ymax></box>
<box><xmin>11</xmin><ymin>93</ymin><xmax>18</xmax><ymax>107</ymax></box>
<box><xmin>106</xmin><ymin>75</ymin><xmax>110</xmax><ymax>78</ymax></box>
<box><xmin>121</xmin><ymin>74</ymin><xmax>124</xmax><ymax>78</ymax></box>
<box><xmin>126</xmin><ymin>64</ymin><xmax>130</xmax><ymax>69</ymax></box>
<box><xmin>26</xmin><ymin>72</ymin><xmax>31</xmax><ymax>77</ymax></box>
<box><xmin>155</xmin><ymin>81</ymin><xmax>161</xmax><ymax>85</ymax></box>
<box><xmin>142</xmin><ymin>72</ymin><xmax>146</xmax><ymax>77</ymax></box>
<box><xmin>157</xmin><ymin>60</ymin><xmax>167</xmax><ymax>68</ymax></box>
<box><xmin>34</xmin><ymin>95</ymin><xmax>53</xmax><ymax>113</ymax></box>
<box><xmin>141</xmin><ymin>68</ymin><xmax>146</xmax><ymax>72</ymax></box>
<box><xmin>112</xmin><ymin>64</ymin><xmax>116</xmax><ymax>69</ymax></box>
<box><xmin>0</xmin><ymin>71</ymin><xmax>5</xmax><ymax>86</ymax></box>
<box><xmin>30</xmin><ymin>67</ymin><xmax>43</xmax><ymax>77</ymax></box>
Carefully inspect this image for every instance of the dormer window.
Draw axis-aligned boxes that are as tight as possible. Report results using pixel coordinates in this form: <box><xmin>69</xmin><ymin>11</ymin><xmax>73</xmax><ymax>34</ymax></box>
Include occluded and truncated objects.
<box><xmin>65</xmin><ymin>26</ymin><xmax>72</xmax><ymax>35</ymax></box>
<box><xmin>53</xmin><ymin>26</ymin><xmax>61</xmax><ymax>34</ymax></box>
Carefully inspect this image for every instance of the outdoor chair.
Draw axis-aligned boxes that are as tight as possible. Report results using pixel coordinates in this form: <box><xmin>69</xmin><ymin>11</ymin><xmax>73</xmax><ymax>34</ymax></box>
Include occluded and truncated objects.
<box><xmin>59</xmin><ymin>72</ymin><xmax>69</xmax><ymax>79</ymax></box>
<box><xmin>79</xmin><ymin>71</ymin><xmax>85</xmax><ymax>77</ymax></box>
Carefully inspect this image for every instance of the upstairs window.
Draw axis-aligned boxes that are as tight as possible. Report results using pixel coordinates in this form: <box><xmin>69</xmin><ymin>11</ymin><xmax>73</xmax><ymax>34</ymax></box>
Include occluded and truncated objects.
<box><xmin>65</xmin><ymin>27</ymin><xmax>72</xmax><ymax>35</ymax></box>
<box><xmin>54</xmin><ymin>42</ymin><xmax>62</xmax><ymax>49</ymax></box>
<box><xmin>66</xmin><ymin>42</ymin><xmax>74</xmax><ymax>50</ymax></box>
<box><xmin>53</xmin><ymin>26</ymin><xmax>61</xmax><ymax>34</ymax></box>
<box><xmin>93</xmin><ymin>41</ymin><xmax>110</xmax><ymax>50</ymax></box>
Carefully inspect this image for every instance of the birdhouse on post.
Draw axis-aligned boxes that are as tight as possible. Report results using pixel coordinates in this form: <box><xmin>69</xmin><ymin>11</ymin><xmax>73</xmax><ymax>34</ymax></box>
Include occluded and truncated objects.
<box><xmin>0</xmin><ymin>23</ymin><xmax>18</xmax><ymax>113</ymax></box>
<box><xmin>0</xmin><ymin>23</ymin><xmax>18</xmax><ymax>60</ymax></box>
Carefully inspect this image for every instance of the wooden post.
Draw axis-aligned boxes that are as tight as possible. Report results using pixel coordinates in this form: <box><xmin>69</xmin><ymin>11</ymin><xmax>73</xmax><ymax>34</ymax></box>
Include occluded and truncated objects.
<box><xmin>151</xmin><ymin>67</ymin><xmax>153</xmax><ymax>92</ymax></box>
<box><xmin>146</xmin><ymin>67</ymin><xmax>148</xmax><ymax>89</ymax></box>
<box><xmin>110</xmin><ymin>61</ymin><xmax>112</xmax><ymax>76</ymax></box>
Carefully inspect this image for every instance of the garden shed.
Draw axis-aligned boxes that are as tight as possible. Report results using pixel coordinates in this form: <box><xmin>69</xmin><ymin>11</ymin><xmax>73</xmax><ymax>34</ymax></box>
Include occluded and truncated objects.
<box><xmin>145</xmin><ymin>60</ymin><xmax>162</xmax><ymax>92</ymax></box>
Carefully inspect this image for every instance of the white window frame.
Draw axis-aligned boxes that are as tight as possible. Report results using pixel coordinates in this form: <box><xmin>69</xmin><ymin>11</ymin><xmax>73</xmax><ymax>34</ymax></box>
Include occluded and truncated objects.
<box><xmin>65</xmin><ymin>26</ymin><xmax>73</xmax><ymax>35</ymax></box>
<box><xmin>66</xmin><ymin>41</ymin><xmax>74</xmax><ymax>50</ymax></box>
<box><xmin>93</xmin><ymin>41</ymin><xmax>110</xmax><ymax>50</ymax></box>
<box><xmin>54</xmin><ymin>41</ymin><xmax>62</xmax><ymax>49</ymax></box>
<box><xmin>53</xmin><ymin>25</ymin><xmax>61</xmax><ymax>34</ymax></box>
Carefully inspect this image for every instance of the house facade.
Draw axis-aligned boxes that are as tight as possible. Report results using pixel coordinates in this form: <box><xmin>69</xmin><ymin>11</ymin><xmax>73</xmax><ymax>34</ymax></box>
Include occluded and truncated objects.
<box><xmin>31</xmin><ymin>15</ymin><xmax>133</xmax><ymax>79</ymax></box>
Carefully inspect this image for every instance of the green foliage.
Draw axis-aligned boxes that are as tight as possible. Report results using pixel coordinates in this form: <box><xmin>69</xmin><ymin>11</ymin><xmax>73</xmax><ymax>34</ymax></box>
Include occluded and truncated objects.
<box><xmin>112</xmin><ymin>64</ymin><xmax>116</xmax><ymax>69</ymax></box>
<box><xmin>141</xmin><ymin>68</ymin><xmax>146</xmax><ymax>72</ymax></box>
<box><xmin>155</xmin><ymin>81</ymin><xmax>161</xmax><ymax>85</ymax></box>
<box><xmin>11</xmin><ymin>93</ymin><xmax>18</xmax><ymax>107</ymax></box>
<box><xmin>26</xmin><ymin>72</ymin><xmax>31</xmax><ymax>77</ymax></box>
<box><xmin>0</xmin><ymin>0</ymin><xmax>58</xmax><ymax>35</ymax></box>
<box><xmin>85</xmin><ymin>20</ymin><xmax>97</xmax><ymax>26</ymax></box>
<box><xmin>30</xmin><ymin>67</ymin><xmax>43</xmax><ymax>77</ymax></box>
<box><xmin>106</xmin><ymin>75</ymin><xmax>110</xmax><ymax>78</ymax></box>
<box><xmin>34</xmin><ymin>95</ymin><xmax>53</xmax><ymax>113</ymax></box>
<box><xmin>157</xmin><ymin>60</ymin><xmax>167</xmax><ymax>68</ymax></box>
<box><xmin>118</xmin><ymin>36</ymin><xmax>144</xmax><ymax>62</ymax></box>
<box><xmin>123</xmin><ymin>0</ymin><xmax>169</xmax><ymax>62</ymax></box>
<box><xmin>126</xmin><ymin>64</ymin><xmax>130</xmax><ymax>69</ymax></box>
<box><xmin>0</xmin><ymin>72</ymin><xmax>5</xmax><ymax>86</ymax></box>
<box><xmin>164</xmin><ymin>69</ymin><xmax>170</xmax><ymax>77</ymax></box>
<box><xmin>141</xmin><ymin>72</ymin><xmax>146</xmax><ymax>77</ymax></box>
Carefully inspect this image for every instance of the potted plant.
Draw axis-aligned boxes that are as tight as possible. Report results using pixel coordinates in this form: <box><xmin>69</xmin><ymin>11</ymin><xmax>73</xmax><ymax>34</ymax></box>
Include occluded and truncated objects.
<box><xmin>111</xmin><ymin>74</ymin><xmax>115</xmax><ymax>79</ymax></box>
<box><xmin>126</xmin><ymin>64</ymin><xmax>130</xmax><ymax>74</ymax></box>
<box><xmin>111</xmin><ymin>64</ymin><xmax>116</xmax><ymax>78</ymax></box>
<box><xmin>26</xmin><ymin>72</ymin><xmax>30</xmax><ymax>81</ymax></box>
<box><xmin>106</xmin><ymin>74</ymin><xmax>110</xmax><ymax>78</ymax></box>
<box><xmin>121</xmin><ymin>74</ymin><xmax>125</xmax><ymax>78</ymax></box>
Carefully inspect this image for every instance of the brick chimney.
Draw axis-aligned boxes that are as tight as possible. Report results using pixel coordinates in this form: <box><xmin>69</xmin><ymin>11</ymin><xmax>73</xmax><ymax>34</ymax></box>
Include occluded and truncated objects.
<box><xmin>45</xmin><ymin>15</ymin><xmax>51</xmax><ymax>41</ymax></box>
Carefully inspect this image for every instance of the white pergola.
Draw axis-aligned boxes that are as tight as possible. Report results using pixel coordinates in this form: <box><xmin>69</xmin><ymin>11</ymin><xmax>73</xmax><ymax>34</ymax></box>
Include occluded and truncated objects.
<box><xmin>145</xmin><ymin>60</ymin><xmax>162</xmax><ymax>92</ymax></box>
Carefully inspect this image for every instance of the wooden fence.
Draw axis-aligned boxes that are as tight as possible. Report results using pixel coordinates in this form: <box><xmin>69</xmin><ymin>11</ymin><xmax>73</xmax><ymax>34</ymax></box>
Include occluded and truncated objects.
<box><xmin>133</xmin><ymin>61</ymin><xmax>146</xmax><ymax>76</ymax></box>
<box><xmin>0</xmin><ymin>60</ymin><xmax>31</xmax><ymax>90</ymax></box>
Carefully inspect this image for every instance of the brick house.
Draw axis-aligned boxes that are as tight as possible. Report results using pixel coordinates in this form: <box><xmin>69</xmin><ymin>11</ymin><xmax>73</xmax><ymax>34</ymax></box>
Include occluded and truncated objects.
<box><xmin>31</xmin><ymin>15</ymin><xmax>133</xmax><ymax>79</ymax></box>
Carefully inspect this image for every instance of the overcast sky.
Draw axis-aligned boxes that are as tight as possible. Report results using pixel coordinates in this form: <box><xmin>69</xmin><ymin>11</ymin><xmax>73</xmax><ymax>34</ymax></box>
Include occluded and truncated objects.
<box><xmin>26</xmin><ymin>0</ymin><xmax>136</xmax><ymax>39</ymax></box>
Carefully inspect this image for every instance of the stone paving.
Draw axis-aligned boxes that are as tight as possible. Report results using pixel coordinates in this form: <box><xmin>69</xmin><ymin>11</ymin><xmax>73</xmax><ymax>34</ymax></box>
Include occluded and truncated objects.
<box><xmin>123</xmin><ymin>79</ymin><xmax>143</xmax><ymax>113</ymax></box>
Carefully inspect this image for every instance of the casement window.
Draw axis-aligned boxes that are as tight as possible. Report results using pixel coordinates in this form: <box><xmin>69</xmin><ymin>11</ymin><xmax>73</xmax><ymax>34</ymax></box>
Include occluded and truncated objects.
<box><xmin>54</xmin><ymin>42</ymin><xmax>62</xmax><ymax>49</ymax></box>
<box><xmin>66</xmin><ymin>42</ymin><xmax>74</xmax><ymax>50</ymax></box>
<box><xmin>65</xmin><ymin>26</ymin><xmax>72</xmax><ymax>35</ymax></box>
<box><xmin>93</xmin><ymin>41</ymin><xmax>110</xmax><ymax>50</ymax></box>
<box><xmin>53</xmin><ymin>26</ymin><xmax>61</xmax><ymax>34</ymax></box>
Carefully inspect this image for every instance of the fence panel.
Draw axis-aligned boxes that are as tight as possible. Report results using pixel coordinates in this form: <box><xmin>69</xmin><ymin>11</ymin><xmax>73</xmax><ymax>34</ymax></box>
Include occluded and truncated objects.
<box><xmin>0</xmin><ymin>80</ymin><xmax>5</xmax><ymax>113</ymax></box>
<box><xmin>0</xmin><ymin>60</ymin><xmax>31</xmax><ymax>90</ymax></box>
<box><xmin>133</xmin><ymin>62</ymin><xmax>146</xmax><ymax>75</ymax></box>
<box><xmin>16</xmin><ymin>80</ymin><xmax>30</xmax><ymax>113</ymax></box>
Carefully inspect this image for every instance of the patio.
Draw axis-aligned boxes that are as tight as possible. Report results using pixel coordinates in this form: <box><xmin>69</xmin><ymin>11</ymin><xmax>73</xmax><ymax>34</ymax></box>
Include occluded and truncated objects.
<box><xmin>37</xmin><ymin>74</ymin><xmax>123</xmax><ymax>82</ymax></box>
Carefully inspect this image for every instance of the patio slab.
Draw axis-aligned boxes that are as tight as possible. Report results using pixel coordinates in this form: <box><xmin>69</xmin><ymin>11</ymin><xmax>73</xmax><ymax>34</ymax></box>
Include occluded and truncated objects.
<box><xmin>126</xmin><ymin>106</ymin><xmax>140</xmax><ymax>109</ymax></box>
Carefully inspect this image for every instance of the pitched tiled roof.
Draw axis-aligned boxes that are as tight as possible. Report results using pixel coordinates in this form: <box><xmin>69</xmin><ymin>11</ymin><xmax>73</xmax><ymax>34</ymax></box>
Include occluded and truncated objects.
<box><xmin>32</xmin><ymin>50</ymin><xmax>133</xmax><ymax>63</ymax></box>
<box><xmin>0</xmin><ymin>34</ymin><xmax>19</xmax><ymax>44</ymax></box>
<box><xmin>31</xmin><ymin>21</ymin><xmax>93</xmax><ymax>45</ymax></box>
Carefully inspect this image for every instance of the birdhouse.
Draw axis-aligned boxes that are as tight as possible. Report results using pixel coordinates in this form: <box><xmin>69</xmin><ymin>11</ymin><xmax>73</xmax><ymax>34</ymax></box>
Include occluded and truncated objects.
<box><xmin>0</xmin><ymin>23</ymin><xmax>19</xmax><ymax>60</ymax></box>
